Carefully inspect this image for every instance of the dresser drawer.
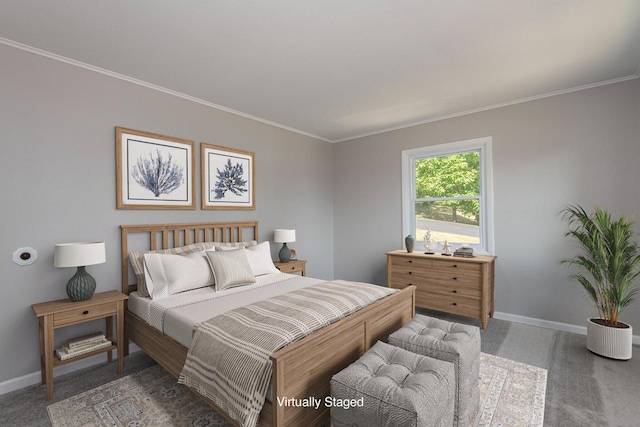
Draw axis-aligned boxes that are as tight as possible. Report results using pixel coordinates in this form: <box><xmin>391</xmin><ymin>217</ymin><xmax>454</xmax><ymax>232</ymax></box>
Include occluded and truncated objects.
<box><xmin>390</xmin><ymin>255</ymin><xmax>432</xmax><ymax>269</ymax></box>
<box><xmin>431</xmin><ymin>259</ymin><xmax>481</xmax><ymax>274</ymax></box>
<box><xmin>53</xmin><ymin>302</ymin><xmax>117</xmax><ymax>327</ymax></box>
<box><xmin>417</xmin><ymin>293</ymin><xmax>481</xmax><ymax>318</ymax></box>
<box><xmin>427</xmin><ymin>270</ymin><xmax>482</xmax><ymax>288</ymax></box>
<box><xmin>388</xmin><ymin>263</ymin><xmax>434</xmax><ymax>280</ymax></box>
<box><xmin>390</xmin><ymin>275</ymin><xmax>481</xmax><ymax>299</ymax></box>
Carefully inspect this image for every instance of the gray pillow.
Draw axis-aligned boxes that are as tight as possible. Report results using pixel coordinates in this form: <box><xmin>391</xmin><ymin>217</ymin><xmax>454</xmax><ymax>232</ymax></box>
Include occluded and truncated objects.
<box><xmin>205</xmin><ymin>249</ymin><xmax>257</xmax><ymax>292</ymax></box>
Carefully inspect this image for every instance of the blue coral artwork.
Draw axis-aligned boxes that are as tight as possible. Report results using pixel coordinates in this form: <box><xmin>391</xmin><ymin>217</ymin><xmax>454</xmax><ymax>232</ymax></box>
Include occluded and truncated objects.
<box><xmin>116</xmin><ymin>127</ymin><xmax>195</xmax><ymax>209</ymax></box>
<box><xmin>201</xmin><ymin>143</ymin><xmax>255</xmax><ymax>210</ymax></box>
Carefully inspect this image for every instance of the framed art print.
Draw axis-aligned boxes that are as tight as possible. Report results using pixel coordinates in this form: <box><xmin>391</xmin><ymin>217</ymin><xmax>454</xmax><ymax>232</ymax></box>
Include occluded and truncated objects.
<box><xmin>116</xmin><ymin>127</ymin><xmax>195</xmax><ymax>209</ymax></box>
<box><xmin>201</xmin><ymin>143</ymin><xmax>255</xmax><ymax>210</ymax></box>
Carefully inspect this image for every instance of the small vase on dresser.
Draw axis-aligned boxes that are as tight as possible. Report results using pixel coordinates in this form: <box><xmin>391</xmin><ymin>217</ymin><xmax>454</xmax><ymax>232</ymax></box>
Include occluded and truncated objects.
<box><xmin>405</xmin><ymin>235</ymin><xmax>415</xmax><ymax>253</ymax></box>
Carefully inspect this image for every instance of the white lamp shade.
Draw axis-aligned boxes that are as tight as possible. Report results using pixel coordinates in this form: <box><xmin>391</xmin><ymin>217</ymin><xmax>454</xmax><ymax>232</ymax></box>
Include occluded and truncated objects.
<box><xmin>274</xmin><ymin>229</ymin><xmax>296</xmax><ymax>243</ymax></box>
<box><xmin>54</xmin><ymin>242</ymin><xmax>106</xmax><ymax>268</ymax></box>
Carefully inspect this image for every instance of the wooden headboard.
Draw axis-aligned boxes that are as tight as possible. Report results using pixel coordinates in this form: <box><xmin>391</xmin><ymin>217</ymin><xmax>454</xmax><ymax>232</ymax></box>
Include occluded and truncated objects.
<box><xmin>120</xmin><ymin>221</ymin><xmax>259</xmax><ymax>295</ymax></box>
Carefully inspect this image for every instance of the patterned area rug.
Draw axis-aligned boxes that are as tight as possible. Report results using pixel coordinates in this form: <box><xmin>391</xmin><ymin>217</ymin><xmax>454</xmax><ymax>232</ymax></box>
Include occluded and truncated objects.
<box><xmin>48</xmin><ymin>353</ymin><xmax>546</xmax><ymax>427</ymax></box>
<box><xmin>474</xmin><ymin>353</ymin><xmax>547</xmax><ymax>427</ymax></box>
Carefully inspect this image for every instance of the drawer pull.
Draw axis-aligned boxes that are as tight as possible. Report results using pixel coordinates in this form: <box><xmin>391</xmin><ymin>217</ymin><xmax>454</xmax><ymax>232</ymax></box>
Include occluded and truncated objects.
<box><xmin>82</xmin><ymin>310</ymin><xmax>89</xmax><ymax>315</ymax></box>
<box><xmin>452</xmin><ymin>277</ymin><xmax>457</xmax><ymax>280</ymax></box>
<box><xmin>452</xmin><ymin>264</ymin><xmax>458</xmax><ymax>268</ymax></box>
<box><xmin>452</xmin><ymin>302</ymin><xmax>457</xmax><ymax>306</ymax></box>
<box><xmin>408</xmin><ymin>260</ymin><xmax>412</xmax><ymax>263</ymax></box>
<box><xmin>408</xmin><ymin>271</ymin><xmax>413</xmax><ymax>275</ymax></box>
<box><xmin>290</xmin><ymin>266</ymin><xmax>295</xmax><ymax>270</ymax></box>
<box><xmin>452</xmin><ymin>290</ymin><xmax>458</xmax><ymax>293</ymax></box>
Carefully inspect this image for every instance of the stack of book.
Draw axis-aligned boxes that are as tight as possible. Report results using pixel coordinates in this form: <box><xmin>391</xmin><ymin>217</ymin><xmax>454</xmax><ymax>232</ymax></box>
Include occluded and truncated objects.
<box><xmin>55</xmin><ymin>332</ymin><xmax>112</xmax><ymax>361</ymax></box>
<box><xmin>453</xmin><ymin>246</ymin><xmax>474</xmax><ymax>258</ymax></box>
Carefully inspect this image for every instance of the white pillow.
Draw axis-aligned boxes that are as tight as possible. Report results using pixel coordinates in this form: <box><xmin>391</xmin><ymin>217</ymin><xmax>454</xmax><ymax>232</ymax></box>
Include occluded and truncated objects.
<box><xmin>246</xmin><ymin>241</ymin><xmax>280</xmax><ymax>276</ymax></box>
<box><xmin>143</xmin><ymin>251</ymin><xmax>214</xmax><ymax>299</ymax></box>
<box><xmin>216</xmin><ymin>241</ymin><xmax>279</xmax><ymax>277</ymax></box>
<box><xmin>205</xmin><ymin>249</ymin><xmax>257</xmax><ymax>291</ymax></box>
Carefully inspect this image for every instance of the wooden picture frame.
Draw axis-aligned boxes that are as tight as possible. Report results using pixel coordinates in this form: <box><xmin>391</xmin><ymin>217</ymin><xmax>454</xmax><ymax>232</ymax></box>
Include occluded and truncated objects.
<box><xmin>116</xmin><ymin>127</ymin><xmax>195</xmax><ymax>210</ymax></box>
<box><xmin>201</xmin><ymin>143</ymin><xmax>255</xmax><ymax>210</ymax></box>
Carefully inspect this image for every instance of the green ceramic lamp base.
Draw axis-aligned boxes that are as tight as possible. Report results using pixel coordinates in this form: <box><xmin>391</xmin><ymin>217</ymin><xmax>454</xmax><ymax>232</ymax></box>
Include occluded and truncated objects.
<box><xmin>66</xmin><ymin>266</ymin><xmax>97</xmax><ymax>302</ymax></box>
<box><xmin>279</xmin><ymin>243</ymin><xmax>291</xmax><ymax>263</ymax></box>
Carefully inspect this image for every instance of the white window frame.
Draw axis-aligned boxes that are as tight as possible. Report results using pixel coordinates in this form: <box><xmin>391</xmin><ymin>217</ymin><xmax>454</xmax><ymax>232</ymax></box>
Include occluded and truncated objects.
<box><xmin>401</xmin><ymin>137</ymin><xmax>494</xmax><ymax>255</ymax></box>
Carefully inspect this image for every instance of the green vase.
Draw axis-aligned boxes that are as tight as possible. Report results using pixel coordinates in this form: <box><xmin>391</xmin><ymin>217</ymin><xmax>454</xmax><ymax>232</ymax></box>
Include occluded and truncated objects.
<box><xmin>405</xmin><ymin>235</ymin><xmax>415</xmax><ymax>253</ymax></box>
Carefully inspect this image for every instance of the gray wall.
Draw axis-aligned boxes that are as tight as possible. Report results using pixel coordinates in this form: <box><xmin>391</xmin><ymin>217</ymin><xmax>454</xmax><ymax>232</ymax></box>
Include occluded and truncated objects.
<box><xmin>0</xmin><ymin>44</ymin><xmax>334</xmax><ymax>383</ymax></box>
<box><xmin>333</xmin><ymin>79</ymin><xmax>640</xmax><ymax>330</ymax></box>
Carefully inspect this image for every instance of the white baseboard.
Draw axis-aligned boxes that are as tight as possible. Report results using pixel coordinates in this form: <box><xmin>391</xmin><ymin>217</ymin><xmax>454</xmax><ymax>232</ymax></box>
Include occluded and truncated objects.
<box><xmin>0</xmin><ymin>344</ymin><xmax>141</xmax><ymax>396</ymax></box>
<box><xmin>493</xmin><ymin>311</ymin><xmax>640</xmax><ymax>346</ymax></box>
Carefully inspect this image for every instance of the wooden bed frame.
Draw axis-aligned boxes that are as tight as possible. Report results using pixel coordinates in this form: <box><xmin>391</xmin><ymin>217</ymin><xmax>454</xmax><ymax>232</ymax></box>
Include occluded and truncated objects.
<box><xmin>120</xmin><ymin>221</ymin><xmax>415</xmax><ymax>427</ymax></box>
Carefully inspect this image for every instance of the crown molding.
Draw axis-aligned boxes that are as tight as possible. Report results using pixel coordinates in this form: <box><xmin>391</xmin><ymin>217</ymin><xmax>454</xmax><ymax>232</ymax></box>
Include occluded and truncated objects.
<box><xmin>0</xmin><ymin>37</ymin><xmax>332</xmax><ymax>143</ymax></box>
<box><xmin>333</xmin><ymin>74</ymin><xmax>640</xmax><ymax>143</ymax></box>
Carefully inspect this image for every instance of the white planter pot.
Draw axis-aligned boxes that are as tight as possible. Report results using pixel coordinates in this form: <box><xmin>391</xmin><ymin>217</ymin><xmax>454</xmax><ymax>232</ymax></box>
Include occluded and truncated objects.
<box><xmin>586</xmin><ymin>318</ymin><xmax>632</xmax><ymax>360</ymax></box>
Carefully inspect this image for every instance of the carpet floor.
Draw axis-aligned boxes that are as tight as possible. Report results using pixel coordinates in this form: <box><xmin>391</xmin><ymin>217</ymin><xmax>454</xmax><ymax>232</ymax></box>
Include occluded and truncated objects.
<box><xmin>1</xmin><ymin>315</ymin><xmax>638</xmax><ymax>426</ymax></box>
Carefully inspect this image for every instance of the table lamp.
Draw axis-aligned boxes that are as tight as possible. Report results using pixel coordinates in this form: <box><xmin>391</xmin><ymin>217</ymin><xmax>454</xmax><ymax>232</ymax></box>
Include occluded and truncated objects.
<box><xmin>274</xmin><ymin>229</ymin><xmax>296</xmax><ymax>263</ymax></box>
<box><xmin>54</xmin><ymin>242</ymin><xmax>106</xmax><ymax>302</ymax></box>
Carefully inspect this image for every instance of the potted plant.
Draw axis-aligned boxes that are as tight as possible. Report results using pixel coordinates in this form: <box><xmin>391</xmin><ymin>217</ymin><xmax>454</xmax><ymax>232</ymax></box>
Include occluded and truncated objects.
<box><xmin>560</xmin><ymin>205</ymin><xmax>640</xmax><ymax>360</ymax></box>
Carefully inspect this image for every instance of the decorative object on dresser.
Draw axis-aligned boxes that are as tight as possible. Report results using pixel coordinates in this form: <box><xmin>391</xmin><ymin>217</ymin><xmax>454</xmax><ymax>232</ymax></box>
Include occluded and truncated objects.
<box><xmin>32</xmin><ymin>290</ymin><xmax>128</xmax><ymax>400</ymax></box>
<box><xmin>560</xmin><ymin>205</ymin><xmax>639</xmax><ymax>360</ymax></box>
<box><xmin>405</xmin><ymin>234</ymin><xmax>415</xmax><ymax>253</ymax></box>
<box><xmin>273</xmin><ymin>259</ymin><xmax>306</xmax><ymax>276</ymax></box>
<box><xmin>441</xmin><ymin>239</ymin><xmax>452</xmax><ymax>255</ymax></box>
<box><xmin>274</xmin><ymin>228</ymin><xmax>296</xmax><ymax>262</ymax></box>
<box><xmin>289</xmin><ymin>248</ymin><xmax>297</xmax><ymax>260</ymax></box>
<box><xmin>54</xmin><ymin>241</ymin><xmax>106</xmax><ymax>302</ymax></box>
<box><xmin>201</xmin><ymin>143</ymin><xmax>255</xmax><ymax>210</ymax></box>
<box><xmin>387</xmin><ymin>250</ymin><xmax>496</xmax><ymax>328</ymax></box>
<box><xmin>454</xmin><ymin>246</ymin><xmax>474</xmax><ymax>258</ymax></box>
<box><xmin>423</xmin><ymin>229</ymin><xmax>436</xmax><ymax>254</ymax></box>
<box><xmin>115</xmin><ymin>127</ymin><xmax>195</xmax><ymax>210</ymax></box>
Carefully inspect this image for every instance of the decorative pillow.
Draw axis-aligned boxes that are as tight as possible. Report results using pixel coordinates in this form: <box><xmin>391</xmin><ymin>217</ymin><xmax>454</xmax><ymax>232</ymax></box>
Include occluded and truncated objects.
<box><xmin>143</xmin><ymin>251</ymin><xmax>215</xmax><ymax>299</ymax></box>
<box><xmin>129</xmin><ymin>240</ymin><xmax>257</xmax><ymax>297</ymax></box>
<box><xmin>217</xmin><ymin>241</ymin><xmax>279</xmax><ymax>276</ymax></box>
<box><xmin>205</xmin><ymin>249</ymin><xmax>256</xmax><ymax>292</ymax></box>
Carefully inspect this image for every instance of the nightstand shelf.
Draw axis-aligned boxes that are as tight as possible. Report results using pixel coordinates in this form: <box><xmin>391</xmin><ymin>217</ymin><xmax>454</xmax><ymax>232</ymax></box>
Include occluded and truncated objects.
<box><xmin>32</xmin><ymin>290</ymin><xmax>128</xmax><ymax>400</ymax></box>
<box><xmin>46</xmin><ymin>343</ymin><xmax>119</xmax><ymax>368</ymax></box>
<box><xmin>274</xmin><ymin>259</ymin><xmax>307</xmax><ymax>276</ymax></box>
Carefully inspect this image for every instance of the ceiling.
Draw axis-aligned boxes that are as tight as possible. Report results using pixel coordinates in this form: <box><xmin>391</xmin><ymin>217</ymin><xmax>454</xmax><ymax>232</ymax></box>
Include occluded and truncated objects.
<box><xmin>1</xmin><ymin>1</ymin><xmax>639</xmax><ymax>142</ymax></box>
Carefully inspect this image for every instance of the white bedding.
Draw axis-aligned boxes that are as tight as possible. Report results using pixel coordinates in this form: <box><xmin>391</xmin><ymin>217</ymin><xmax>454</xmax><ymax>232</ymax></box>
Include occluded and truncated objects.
<box><xmin>128</xmin><ymin>272</ymin><xmax>323</xmax><ymax>347</ymax></box>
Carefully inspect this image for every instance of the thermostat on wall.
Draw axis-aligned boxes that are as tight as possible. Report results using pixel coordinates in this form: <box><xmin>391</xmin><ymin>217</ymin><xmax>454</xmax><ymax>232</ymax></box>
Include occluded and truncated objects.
<box><xmin>13</xmin><ymin>247</ymin><xmax>38</xmax><ymax>266</ymax></box>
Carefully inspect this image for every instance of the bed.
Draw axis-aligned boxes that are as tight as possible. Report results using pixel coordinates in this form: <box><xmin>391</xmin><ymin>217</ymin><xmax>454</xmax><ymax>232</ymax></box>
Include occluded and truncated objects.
<box><xmin>120</xmin><ymin>221</ymin><xmax>415</xmax><ymax>427</ymax></box>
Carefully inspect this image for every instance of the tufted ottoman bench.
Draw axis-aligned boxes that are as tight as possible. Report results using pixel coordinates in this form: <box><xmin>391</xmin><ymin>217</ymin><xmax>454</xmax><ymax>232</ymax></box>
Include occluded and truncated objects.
<box><xmin>389</xmin><ymin>315</ymin><xmax>481</xmax><ymax>427</ymax></box>
<box><xmin>330</xmin><ymin>341</ymin><xmax>455</xmax><ymax>427</ymax></box>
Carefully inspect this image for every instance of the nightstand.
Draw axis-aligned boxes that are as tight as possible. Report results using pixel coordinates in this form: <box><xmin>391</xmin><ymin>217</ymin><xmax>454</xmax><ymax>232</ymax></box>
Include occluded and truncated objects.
<box><xmin>274</xmin><ymin>259</ymin><xmax>306</xmax><ymax>276</ymax></box>
<box><xmin>31</xmin><ymin>290</ymin><xmax>128</xmax><ymax>400</ymax></box>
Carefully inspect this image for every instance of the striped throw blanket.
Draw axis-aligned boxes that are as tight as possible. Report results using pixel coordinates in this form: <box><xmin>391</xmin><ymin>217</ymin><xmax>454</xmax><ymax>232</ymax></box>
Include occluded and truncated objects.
<box><xmin>178</xmin><ymin>280</ymin><xmax>396</xmax><ymax>427</ymax></box>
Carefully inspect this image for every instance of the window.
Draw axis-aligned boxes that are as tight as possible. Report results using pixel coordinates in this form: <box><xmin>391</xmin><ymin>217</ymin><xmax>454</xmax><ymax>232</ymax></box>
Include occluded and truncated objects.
<box><xmin>402</xmin><ymin>137</ymin><xmax>494</xmax><ymax>254</ymax></box>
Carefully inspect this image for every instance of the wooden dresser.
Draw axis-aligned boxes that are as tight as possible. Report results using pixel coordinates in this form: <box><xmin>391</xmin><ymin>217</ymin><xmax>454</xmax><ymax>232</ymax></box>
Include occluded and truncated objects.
<box><xmin>386</xmin><ymin>250</ymin><xmax>496</xmax><ymax>328</ymax></box>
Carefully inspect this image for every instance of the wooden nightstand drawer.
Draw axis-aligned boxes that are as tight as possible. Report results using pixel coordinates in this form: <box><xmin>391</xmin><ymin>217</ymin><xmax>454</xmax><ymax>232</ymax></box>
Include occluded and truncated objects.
<box><xmin>53</xmin><ymin>302</ymin><xmax>117</xmax><ymax>327</ymax></box>
<box><xmin>274</xmin><ymin>260</ymin><xmax>306</xmax><ymax>276</ymax></box>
